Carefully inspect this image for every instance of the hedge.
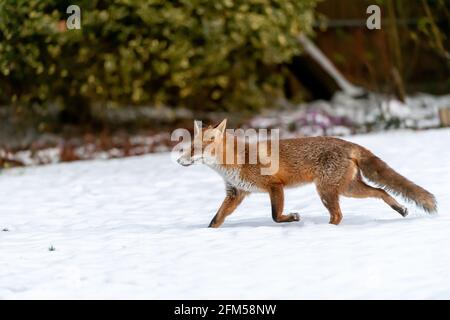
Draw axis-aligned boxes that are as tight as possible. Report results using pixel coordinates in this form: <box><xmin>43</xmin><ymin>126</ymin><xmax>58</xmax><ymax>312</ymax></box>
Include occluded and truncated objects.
<box><xmin>0</xmin><ymin>0</ymin><xmax>319</xmax><ymax>122</ymax></box>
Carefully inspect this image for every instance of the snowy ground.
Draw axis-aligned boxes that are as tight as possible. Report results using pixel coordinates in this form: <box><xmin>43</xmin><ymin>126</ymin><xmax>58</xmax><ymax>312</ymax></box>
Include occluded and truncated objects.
<box><xmin>1</xmin><ymin>129</ymin><xmax>450</xmax><ymax>299</ymax></box>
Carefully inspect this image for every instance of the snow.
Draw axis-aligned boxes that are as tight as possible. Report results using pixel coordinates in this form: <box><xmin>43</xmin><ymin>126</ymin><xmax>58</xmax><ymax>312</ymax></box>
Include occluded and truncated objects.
<box><xmin>250</xmin><ymin>92</ymin><xmax>450</xmax><ymax>136</ymax></box>
<box><xmin>1</xmin><ymin>128</ymin><xmax>450</xmax><ymax>299</ymax></box>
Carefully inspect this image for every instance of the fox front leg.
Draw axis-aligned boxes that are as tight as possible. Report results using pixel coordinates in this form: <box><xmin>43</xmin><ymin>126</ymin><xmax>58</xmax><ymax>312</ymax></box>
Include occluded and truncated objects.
<box><xmin>208</xmin><ymin>185</ymin><xmax>247</xmax><ymax>228</ymax></box>
<box><xmin>269</xmin><ymin>184</ymin><xmax>300</xmax><ymax>223</ymax></box>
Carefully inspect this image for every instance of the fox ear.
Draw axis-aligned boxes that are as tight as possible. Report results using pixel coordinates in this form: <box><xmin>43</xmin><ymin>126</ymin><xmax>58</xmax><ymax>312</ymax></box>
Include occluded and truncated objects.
<box><xmin>215</xmin><ymin>119</ymin><xmax>227</xmax><ymax>135</ymax></box>
<box><xmin>194</xmin><ymin>120</ymin><xmax>201</xmax><ymax>135</ymax></box>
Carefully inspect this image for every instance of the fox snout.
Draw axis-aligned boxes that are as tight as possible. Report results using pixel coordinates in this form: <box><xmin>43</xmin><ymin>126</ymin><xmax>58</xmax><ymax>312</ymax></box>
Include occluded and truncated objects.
<box><xmin>177</xmin><ymin>155</ymin><xmax>194</xmax><ymax>166</ymax></box>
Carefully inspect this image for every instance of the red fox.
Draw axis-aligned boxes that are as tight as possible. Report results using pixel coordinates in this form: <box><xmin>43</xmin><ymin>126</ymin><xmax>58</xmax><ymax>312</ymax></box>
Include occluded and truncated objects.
<box><xmin>177</xmin><ymin>119</ymin><xmax>437</xmax><ymax>228</ymax></box>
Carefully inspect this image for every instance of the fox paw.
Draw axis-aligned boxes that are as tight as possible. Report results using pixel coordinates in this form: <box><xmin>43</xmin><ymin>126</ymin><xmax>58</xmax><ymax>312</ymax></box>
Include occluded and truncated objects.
<box><xmin>400</xmin><ymin>207</ymin><xmax>408</xmax><ymax>217</ymax></box>
<box><xmin>392</xmin><ymin>205</ymin><xmax>408</xmax><ymax>217</ymax></box>
<box><xmin>290</xmin><ymin>212</ymin><xmax>301</xmax><ymax>222</ymax></box>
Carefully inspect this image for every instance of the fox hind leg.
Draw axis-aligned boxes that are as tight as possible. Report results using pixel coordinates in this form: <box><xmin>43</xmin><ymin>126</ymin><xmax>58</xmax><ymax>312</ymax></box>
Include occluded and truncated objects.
<box><xmin>343</xmin><ymin>177</ymin><xmax>408</xmax><ymax>217</ymax></box>
<box><xmin>317</xmin><ymin>187</ymin><xmax>343</xmax><ymax>225</ymax></box>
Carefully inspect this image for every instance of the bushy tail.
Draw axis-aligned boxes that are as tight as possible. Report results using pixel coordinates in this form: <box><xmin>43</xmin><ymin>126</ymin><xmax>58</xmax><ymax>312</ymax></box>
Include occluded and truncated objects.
<box><xmin>356</xmin><ymin>147</ymin><xmax>437</xmax><ymax>213</ymax></box>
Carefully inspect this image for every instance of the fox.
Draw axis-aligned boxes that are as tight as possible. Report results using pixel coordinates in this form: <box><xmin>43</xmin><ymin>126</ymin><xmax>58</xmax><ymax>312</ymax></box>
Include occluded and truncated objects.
<box><xmin>177</xmin><ymin>119</ymin><xmax>437</xmax><ymax>228</ymax></box>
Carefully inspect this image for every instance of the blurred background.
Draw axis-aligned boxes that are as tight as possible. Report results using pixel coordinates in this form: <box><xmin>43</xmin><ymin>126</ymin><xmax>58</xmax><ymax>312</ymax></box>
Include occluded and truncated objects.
<box><xmin>1</xmin><ymin>0</ymin><xmax>449</xmax><ymax>167</ymax></box>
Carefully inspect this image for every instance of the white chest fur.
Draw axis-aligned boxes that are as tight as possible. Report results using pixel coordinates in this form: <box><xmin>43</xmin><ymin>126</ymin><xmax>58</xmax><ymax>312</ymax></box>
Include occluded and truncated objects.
<box><xmin>208</xmin><ymin>164</ymin><xmax>261</xmax><ymax>192</ymax></box>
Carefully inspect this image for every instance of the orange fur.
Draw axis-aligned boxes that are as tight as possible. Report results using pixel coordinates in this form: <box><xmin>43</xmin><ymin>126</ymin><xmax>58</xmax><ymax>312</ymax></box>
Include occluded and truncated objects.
<box><xmin>178</xmin><ymin>120</ymin><xmax>437</xmax><ymax>227</ymax></box>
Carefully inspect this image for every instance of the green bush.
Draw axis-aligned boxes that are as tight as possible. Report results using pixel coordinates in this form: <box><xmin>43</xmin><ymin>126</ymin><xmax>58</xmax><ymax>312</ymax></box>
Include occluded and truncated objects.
<box><xmin>0</xmin><ymin>0</ymin><xmax>319</xmax><ymax>122</ymax></box>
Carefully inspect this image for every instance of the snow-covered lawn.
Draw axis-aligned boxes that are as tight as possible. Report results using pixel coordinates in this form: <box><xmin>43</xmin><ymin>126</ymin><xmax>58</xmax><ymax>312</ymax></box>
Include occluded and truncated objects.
<box><xmin>1</xmin><ymin>129</ymin><xmax>449</xmax><ymax>299</ymax></box>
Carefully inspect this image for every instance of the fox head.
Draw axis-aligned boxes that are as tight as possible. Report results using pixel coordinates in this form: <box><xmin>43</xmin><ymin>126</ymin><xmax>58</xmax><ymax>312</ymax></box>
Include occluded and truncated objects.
<box><xmin>177</xmin><ymin>119</ymin><xmax>227</xmax><ymax>166</ymax></box>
